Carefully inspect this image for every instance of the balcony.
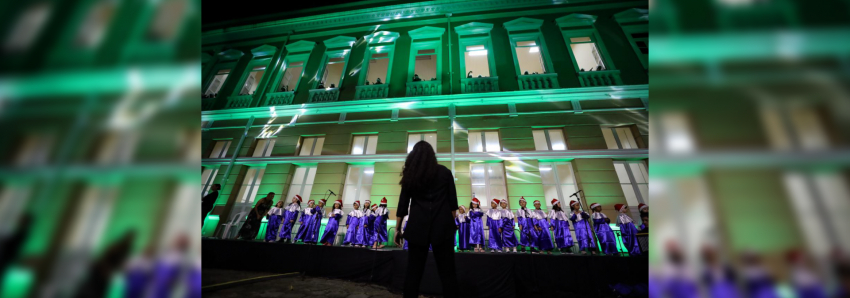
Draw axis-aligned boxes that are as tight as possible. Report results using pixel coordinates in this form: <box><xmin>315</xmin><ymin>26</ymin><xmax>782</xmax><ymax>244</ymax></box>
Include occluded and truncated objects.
<box><xmin>577</xmin><ymin>70</ymin><xmax>622</xmax><ymax>87</ymax></box>
<box><xmin>308</xmin><ymin>88</ymin><xmax>340</xmax><ymax>103</ymax></box>
<box><xmin>202</xmin><ymin>97</ymin><xmax>215</xmax><ymax>111</ymax></box>
<box><xmin>225</xmin><ymin>95</ymin><xmax>253</xmax><ymax>109</ymax></box>
<box><xmin>406</xmin><ymin>80</ymin><xmax>441</xmax><ymax>96</ymax></box>
<box><xmin>518</xmin><ymin>73</ymin><xmax>560</xmax><ymax>90</ymax></box>
<box><xmin>461</xmin><ymin>77</ymin><xmax>499</xmax><ymax>93</ymax></box>
<box><xmin>263</xmin><ymin>91</ymin><xmax>295</xmax><ymax>106</ymax></box>
<box><xmin>354</xmin><ymin>84</ymin><xmax>389</xmax><ymax>100</ymax></box>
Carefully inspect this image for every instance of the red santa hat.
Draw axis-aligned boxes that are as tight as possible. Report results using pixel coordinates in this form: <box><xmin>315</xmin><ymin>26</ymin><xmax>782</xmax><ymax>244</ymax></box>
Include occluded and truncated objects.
<box><xmin>500</xmin><ymin>198</ymin><xmax>508</xmax><ymax>205</ymax></box>
<box><xmin>308</xmin><ymin>199</ymin><xmax>315</xmax><ymax>205</ymax></box>
<box><xmin>381</xmin><ymin>197</ymin><xmax>388</xmax><ymax>204</ymax></box>
<box><xmin>472</xmin><ymin>198</ymin><xmax>481</xmax><ymax>205</ymax></box>
<box><xmin>353</xmin><ymin>200</ymin><xmax>360</xmax><ymax>206</ymax></box>
<box><xmin>364</xmin><ymin>199</ymin><xmax>371</xmax><ymax>203</ymax></box>
<box><xmin>320</xmin><ymin>199</ymin><xmax>327</xmax><ymax>205</ymax></box>
<box><xmin>551</xmin><ymin>198</ymin><xmax>560</xmax><ymax>206</ymax></box>
<box><xmin>335</xmin><ymin>200</ymin><xmax>343</xmax><ymax>206</ymax></box>
<box><xmin>459</xmin><ymin>205</ymin><xmax>466</xmax><ymax>211</ymax></box>
<box><xmin>615</xmin><ymin>204</ymin><xmax>626</xmax><ymax>212</ymax></box>
<box><xmin>519</xmin><ymin>196</ymin><xmax>526</xmax><ymax>203</ymax></box>
<box><xmin>638</xmin><ymin>203</ymin><xmax>648</xmax><ymax>212</ymax></box>
<box><xmin>491</xmin><ymin>198</ymin><xmax>501</xmax><ymax>205</ymax></box>
<box><xmin>589</xmin><ymin>203</ymin><xmax>601</xmax><ymax>209</ymax></box>
<box><xmin>294</xmin><ymin>195</ymin><xmax>302</xmax><ymax>202</ymax></box>
<box><xmin>569</xmin><ymin>200</ymin><xmax>579</xmax><ymax>207</ymax></box>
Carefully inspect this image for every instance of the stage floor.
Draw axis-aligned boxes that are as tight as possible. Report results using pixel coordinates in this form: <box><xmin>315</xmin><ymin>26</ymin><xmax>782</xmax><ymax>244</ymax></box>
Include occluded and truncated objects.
<box><xmin>203</xmin><ymin>239</ymin><xmax>648</xmax><ymax>297</ymax></box>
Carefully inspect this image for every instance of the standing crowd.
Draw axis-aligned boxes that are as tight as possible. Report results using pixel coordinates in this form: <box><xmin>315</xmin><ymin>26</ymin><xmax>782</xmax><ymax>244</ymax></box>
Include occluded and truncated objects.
<box><xmin>229</xmin><ymin>192</ymin><xmax>645</xmax><ymax>256</ymax></box>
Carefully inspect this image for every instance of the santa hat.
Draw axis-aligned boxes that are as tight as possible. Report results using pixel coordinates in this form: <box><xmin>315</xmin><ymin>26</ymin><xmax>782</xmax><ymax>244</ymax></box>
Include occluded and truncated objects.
<box><xmin>534</xmin><ymin>200</ymin><xmax>541</xmax><ymax>205</ymax></box>
<box><xmin>500</xmin><ymin>198</ymin><xmax>508</xmax><ymax>205</ymax></box>
<box><xmin>459</xmin><ymin>205</ymin><xmax>466</xmax><ymax>211</ymax></box>
<box><xmin>519</xmin><ymin>196</ymin><xmax>526</xmax><ymax>203</ymax></box>
<box><xmin>551</xmin><ymin>198</ymin><xmax>560</xmax><ymax>206</ymax></box>
<box><xmin>472</xmin><ymin>198</ymin><xmax>480</xmax><ymax>205</ymax></box>
<box><xmin>364</xmin><ymin>199</ymin><xmax>371</xmax><ymax>203</ymax></box>
<box><xmin>569</xmin><ymin>200</ymin><xmax>579</xmax><ymax>207</ymax></box>
<box><xmin>638</xmin><ymin>203</ymin><xmax>648</xmax><ymax>212</ymax></box>
<box><xmin>381</xmin><ymin>197</ymin><xmax>388</xmax><ymax>204</ymax></box>
<box><xmin>335</xmin><ymin>200</ymin><xmax>343</xmax><ymax>206</ymax></box>
<box><xmin>308</xmin><ymin>199</ymin><xmax>315</xmax><ymax>204</ymax></box>
<box><xmin>320</xmin><ymin>198</ymin><xmax>327</xmax><ymax>204</ymax></box>
<box><xmin>353</xmin><ymin>200</ymin><xmax>360</xmax><ymax>206</ymax></box>
<box><xmin>615</xmin><ymin>204</ymin><xmax>626</xmax><ymax>212</ymax></box>
<box><xmin>294</xmin><ymin>195</ymin><xmax>302</xmax><ymax>202</ymax></box>
<box><xmin>491</xmin><ymin>199</ymin><xmax>501</xmax><ymax>205</ymax></box>
<box><xmin>590</xmin><ymin>203</ymin><xmax>601</xmax><ymax>209</ymax></box>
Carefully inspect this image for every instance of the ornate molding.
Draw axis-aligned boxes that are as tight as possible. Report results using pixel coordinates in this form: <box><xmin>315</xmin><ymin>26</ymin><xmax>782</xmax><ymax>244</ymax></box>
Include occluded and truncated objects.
<box><xmin>323</xmin><ymin>36</ymin><xmax>356</xmax><ymax>49</ymax></box>
<box><xmin>285</xmin><ymin>40</ymin><xmax>316</xmax><ymax>53</ymax></box>
<box><xmin>555</xmin><ymin>13</ymin><xmax>598</xmax><ymax>27</ymax></box>
<box><xmin>251</xmin><ymin>44</ymin><xmax>277</xmax><ymax>57</ymax></box>
<box><xmin>364</xmin><ymin>31</ymin><xmax>400</xmax><ymax>44</ymax></box>
<box><xmin>455</xmin><ymin>22</ymin><xmax>494</xmax><ymax>36</ymax></box>
<box><xmin>614</xmin><ymin>8</ymin><xmax>649</xmax><ymax>24</ymax></box>
<box><xmin>504</xmin><ymin>17</ymin><xmax>544</xmax><ymax>31</ymax></box>
<box><xmin>408</xmin><ymin>26</ymin><xmax>445</xmax><ymax>40</ymax></box>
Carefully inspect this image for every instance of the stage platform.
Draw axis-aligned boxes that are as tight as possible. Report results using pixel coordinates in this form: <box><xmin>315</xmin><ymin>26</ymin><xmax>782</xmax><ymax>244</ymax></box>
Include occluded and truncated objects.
<box><xmin>203</xmin><ymin>239</ymin><xmax>647</xmax><ymax>297</ymax></box>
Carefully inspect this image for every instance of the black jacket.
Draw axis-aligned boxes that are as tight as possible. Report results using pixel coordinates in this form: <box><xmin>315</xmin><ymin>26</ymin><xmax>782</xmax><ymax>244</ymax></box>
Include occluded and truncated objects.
<box><xmin>397</xmin><ymin>165</ymin><xmax>459</xmax><ymax>246</ymax></box>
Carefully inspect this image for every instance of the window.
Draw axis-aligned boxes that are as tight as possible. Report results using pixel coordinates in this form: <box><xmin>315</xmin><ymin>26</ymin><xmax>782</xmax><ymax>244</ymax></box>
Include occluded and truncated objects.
<box><xmin>202</xmin><ymin>167</ymin><xmax>219</xmax><ymax>196</ymax></box>
<box><xmin>614</xmin><ymin>9</ymin><xmax>649</xmax><ymax>69</ymax></box>
<box><xmin>286</xmin><ymin>166</ymin><xmax>317</xmax><ymax>204</ymax></box>
<box><xmin>320</xmin><ymin>57</ymin><xmax>345</xmax><ymax>88</ymax></box>
<box><xmin>514</xmin><ymin>40</ymin><xmax>546</xmax><ymax>74</ymax></box>
<box><xmin>407</xmin><ymin>132</ymin><xmax>437</xmax><ymax>153</ymax></box>
<box><xmin>209</xmin><ymin>140</ymin><xmax>231</xmax><ymax>158</ymax></box>
<box><xmin>413</xmin><ymin>49</ymin><xmax>437</xmax><ymax>81</ymax></box>
<box><xmin>659</xmin><ymin>112</ymin><xmax>695</xmax><ymax>153</ymax></box>
<box><xmin>532</xmin><ymin>129</ymin><xmax>567</xmax><ymax>151</ymax></box>
<box><xmin>761</xmin><ymin>105</ymin><xmax>831</xmax><ymax>151</ymax></box>
<box><xmin>3</xmin><ymin>2</ymin><xmax>51</xmax><ymax>52</ymax></box>
<box><xmin>278</xmin><ymin>61</ymin><xmax>304</xmax><ymax>92</ymax></box>
<box><xmin>351</xmin><ymin>135</ymin><xmax>378</xmax><ymax>155</ymax></box>
<box><xmin>146</xmin><ymin>0</ymin><xmax>186</xmax><ymax>41</ymax></box>
<box><xmin>468</xmin><ymin>131</ymin><xmax>500</xmax><ymax>152</ymax></box>
<box><xmin>614</xmin><ymin>161</ymin><xmax>648</xmax><ymax>207</ymax></box>
<box><xmin>14</xmin><ymin>134</ymin><xmax>53</xmax><ymax>166</ymax></box>
<box><xmin>298</xmin><ymin>136</ymin><xmax>325</xmax><ymax>156</ymax></box>
<box><xmin>236</xmin><ymin>167</ymin><xmax>264</xmax><ymax>206</ymax></box>
<box><xmin>366</xmin><ymin>53</ymin><xmax>389</xmax><ymax>85</ymax></box>
<box><xmin>602</xmin><ymin>126</ymin><xmax>639</xmax><ymax>149</ymax></box>
<box><xmin>342</xmin><ymin>166</ymin><xmax>375</xmax><ymax>205</ymax></box>
<box><xmin>239</xmin><ymin>66</ymin><xmax>266</xmax><ymax>95</ymax></box>
<box><xmin>252</xmin><ymin>138</ymin><xmax>276</xmax><ymax>157</ymax></box>
<box><xmin>204</xmin><ymin>69</ymin><xmax>230</xmax><ymax>96</ymax></box>
<box><xmin>470</xmin><ymin>163</ymin><xmax>507</xmax><ymax>208</ymax></box>
<box><xmin>784</xmin><ymin>171</ymin><xmax>850</xmax><ymax>255</ymax></box>
<box><xmin>539</xmin><ymin>162</ymin><xmax>578</xmax><ymax>208</ymax></box>
<box><xmin>75</xmin><ymin>0</ymin><xmax>115</xmax><ymax>48</ymax></box>
<box><xmin>464</xmin><ymin>45</ymin><xmax>491</xmax><ymax>77</ymax></box>
<box><xmin>568</xmin><ymin>36</ymin><xmax>606</xmax><ymax>71</ymax></box>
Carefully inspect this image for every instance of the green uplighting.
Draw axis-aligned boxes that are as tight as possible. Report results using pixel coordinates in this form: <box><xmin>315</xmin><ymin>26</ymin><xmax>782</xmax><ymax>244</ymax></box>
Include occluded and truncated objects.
<box><xmin>0</xmin><ymin>266</ymin><xmax>32</xmax><ymax>298</ymax></box>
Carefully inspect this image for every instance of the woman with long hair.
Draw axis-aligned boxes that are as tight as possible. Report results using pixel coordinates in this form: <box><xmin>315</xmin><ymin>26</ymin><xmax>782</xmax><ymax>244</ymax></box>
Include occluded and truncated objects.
<box><xmin>320</xmin><ymin>200</ymin><xmax>344</xmax><ymax>246</ymax></box>
<box><xmin>467</xmin><ymin>198</ymin><xmax>485</xmax><ymax>252</ymax></box>
<box><xmin>237</xmin><ymin>192</ymin><xmax>274</xmax><ymax>240</ymax></box>
<box><xmin>393</xmin><ymin>141</ymin><xmax>458</xmax><ymax>298</ymax></box>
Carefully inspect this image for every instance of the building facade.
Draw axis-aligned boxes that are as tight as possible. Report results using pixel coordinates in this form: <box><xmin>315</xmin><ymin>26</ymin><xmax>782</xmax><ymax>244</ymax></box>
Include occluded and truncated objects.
<box><xmin>201</xmin><ymin>0</ymin><xmax>649</xmax><ymax>246</ymax></box>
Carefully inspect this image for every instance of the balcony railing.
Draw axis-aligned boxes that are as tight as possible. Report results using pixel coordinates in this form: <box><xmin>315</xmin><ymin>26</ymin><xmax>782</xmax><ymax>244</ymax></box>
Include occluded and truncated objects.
<box><xmin>518</xmin><ymin>73</ymin><xmax>560</xmax><ymax>90</ymax></box>
<box><xmin>308</xmin><ymin>88</ymin><xmax>340</xmax><ymax>103</ymax></box>
<box><xmin>202</xmin><ymin>97</ymin><xmax>215</xmax><ymax>111</ymax></box>
<box><xmin>461</xmin><ymin>77</ymin><xmax>499</xmax><ymax>93</ymax></box>
<box><xmin>263</xmin><ymin>91</ymin><xmax>295</xmax><ymax>106</ymax></box>
<box><xmin>405</xmin><ymin>80</ymin><xmax>441</xmax><ymax>96</ymax></box>
<box><xmin>354</xmin><ymin>84</ymin><xmax>389</xmax><ymax>100</ymax></box>
<box><xmin>225</xmin><ymin>94</ymin><xmax>253</xmax><ymax>109</ymax></box>
<box><xmin>578</xmin><ymin>70</ymin><xmax>622</xmax><ymax>87</ymax></box>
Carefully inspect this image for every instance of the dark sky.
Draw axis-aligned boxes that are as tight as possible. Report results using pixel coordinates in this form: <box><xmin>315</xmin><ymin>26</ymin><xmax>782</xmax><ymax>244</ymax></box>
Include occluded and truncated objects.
<box><xmin>202</xmin><ymin>0</ymin><xmax>430</xmax><ymax>31</ymax></box>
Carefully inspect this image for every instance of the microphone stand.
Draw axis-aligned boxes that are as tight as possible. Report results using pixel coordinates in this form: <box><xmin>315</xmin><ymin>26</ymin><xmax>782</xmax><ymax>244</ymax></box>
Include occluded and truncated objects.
<box><xmin>570</xmin><ymin>189</ymin><xmax>602</xmax><ymax>297</ymax></box>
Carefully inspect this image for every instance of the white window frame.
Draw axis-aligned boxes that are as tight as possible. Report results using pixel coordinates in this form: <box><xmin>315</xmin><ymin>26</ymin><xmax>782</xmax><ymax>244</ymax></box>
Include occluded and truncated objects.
<box><xmin>468</xmin><ymin>130</ymin><xmax>501</xmax><ymax>153</ymax></box>
<box><xmin>407</xmin><ymin>132</ymin><xmax>437</xmax><ymax>153</ymax></box>
<box><xmin>358</xmin><ymin>31</ymin><xmax>399</xmax><ymax>86</ymax></box>
<box><xmin>562</xmin><ymin>31</ymin><xmax>613</xmax><ymax>72</ymax></box>
<box><xmin>202</xmin><ymin>166</ymin><xmax>220</xmax><ymax>196</ymax></box>
<box><xmin>539</xmin><ymin>162</ymin><xmax>579</xmax><ymax>208</ymax></box>
<box><xmin>532</xmin><ymin>128</ymin><xmax>567</xmax><ymax>151</ymax></box>
<box><xmin>252</xmin><ymin>138</ymin><xmax>276</xmax><ymax>157</ymax></box>
<box><xmin>602</xmin><ymin>125</ymin><xmax>640</xmax><ymax>149</ymax></box>
<box><xmin>614</xmin><ymin>161</ymin><xmax>648</xmax><ymax>210</ymax></box>
<box><xmin>232</xmin><ymin>58</ymin><xmax>271</xmax><ymax>97</ymax></box>
<box><xmin>286</xmin><ymin>166</ymin><xmax>318</xmax><ymax>204</ymax></box>
<box><xmin>455</xmin><ymin>22</ymin><xmax>497</xmax><ymax>79</ymax></box>
<box><xmin>342</xmin><ymin>165</ymin><xmax>376</xmax><ymax>206</ymax></box>
<box><xmin>470</xmin><ymin>163</ymin><xmax>508</xmax><ymax>209</ymax></box>
<box><xmin>297</xmin><ymin>136</ymin><xmax>325</xmax><ymax>156</ymax></box>
<box><xmin>351</xmin><ymin>134</ymin><xmax>378</xmax><ymax>155</ymax></box>
<box><xmin>209</xmin><ymin>139</ymin><xmax>232</xmax><ymax>158</ymax></box>
<box><xmin>203</xmin><ymin>62</ymin><xmax>236</xmax><ymax>96</ymax></box>
<box><xmin>508</xmin><ymin>34</ymin><xmax>554</xmax><ymax>76</ymax></box>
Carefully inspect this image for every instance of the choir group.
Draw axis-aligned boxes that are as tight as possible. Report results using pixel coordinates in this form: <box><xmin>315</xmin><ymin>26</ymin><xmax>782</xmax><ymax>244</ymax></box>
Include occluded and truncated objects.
<box><xmin>261</xmin><ymin>194</ymin><xmax>645</xmax><ymax>256</ymax></box>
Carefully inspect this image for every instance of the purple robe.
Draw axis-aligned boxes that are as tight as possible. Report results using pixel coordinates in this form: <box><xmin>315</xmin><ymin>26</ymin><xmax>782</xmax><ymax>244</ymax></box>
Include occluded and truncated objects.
<box><xmin>486</xmin><ymin>213</ymin><xmax>502</xmax><ymax>250</ymax></box>
<box><xmin>592</xmin><ymin>215</ymin><xmax>618</xmax><ymax>255</ymax></box>
<box><xmin>570</xmin><ymin>212</ymin><xmax>597</xmax><ymax>251</ymax></box>
<box><xmin>265</xmin><ymin>213</ymin><xmax>283</xmax><ymax>242</ymax></box>
<box><xmin>305</xmin><ymin>206</ymin><xmax>322</xmax><ymax>244</ymax></box>
<box><xmin>455</xmin><ymin>215</ymin><xmax>470</xmax><ymax>250</ymax></box>
<box><xmin>501</xmin><ymin>217</ymin><xmax>518</xmax><ymax>248</ymax></box>
<box><xmin>517</xmin><ymin>209</ymin><xmax>535</xmax><ymax>247</ymax></box>
<box><xmin>278</xmin><ymin>203</ymin><xmax>300</xmax><ymax>240</ymax></box>
<box><xmin>343</xmin><ymin>212</ymin><xmax>362</xmax><ymax>245</ymax></box>
<box><xmin>373</xmin><ymin>211</ymin><xmax>388</xmax><ymax>244</ymax></box>
<box><xmin>533</xmin><ymin>216</ymin><xmax>554</xmax><ymax>250</ymax></box>
<box><xmin>551</xmin><ymin>219</ymin><xmax>573</xmax><ymax>249</ymax></box>
<box><xmin>294</xmin><ymin>209</ymin><xmax>314</xmax><ymax>242</ymax></box>
<box><xmin>320</xmin><ymin>210</ymin><xmax>342</xmax><ymax>245</ymax></box>
<box><xmin>468</xmin><ymin>209</ymin><xmax>485</xmax><ymax>245</ymax></box>
<box><xmin>363</xmin><ymin>213</ymin><xmax>376</xmax><ymax>246</ymax></box>
<box><xmin>619</xmin><ymin>221</ymin><xmax>642</xmax><ymax>256</ymax></box>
